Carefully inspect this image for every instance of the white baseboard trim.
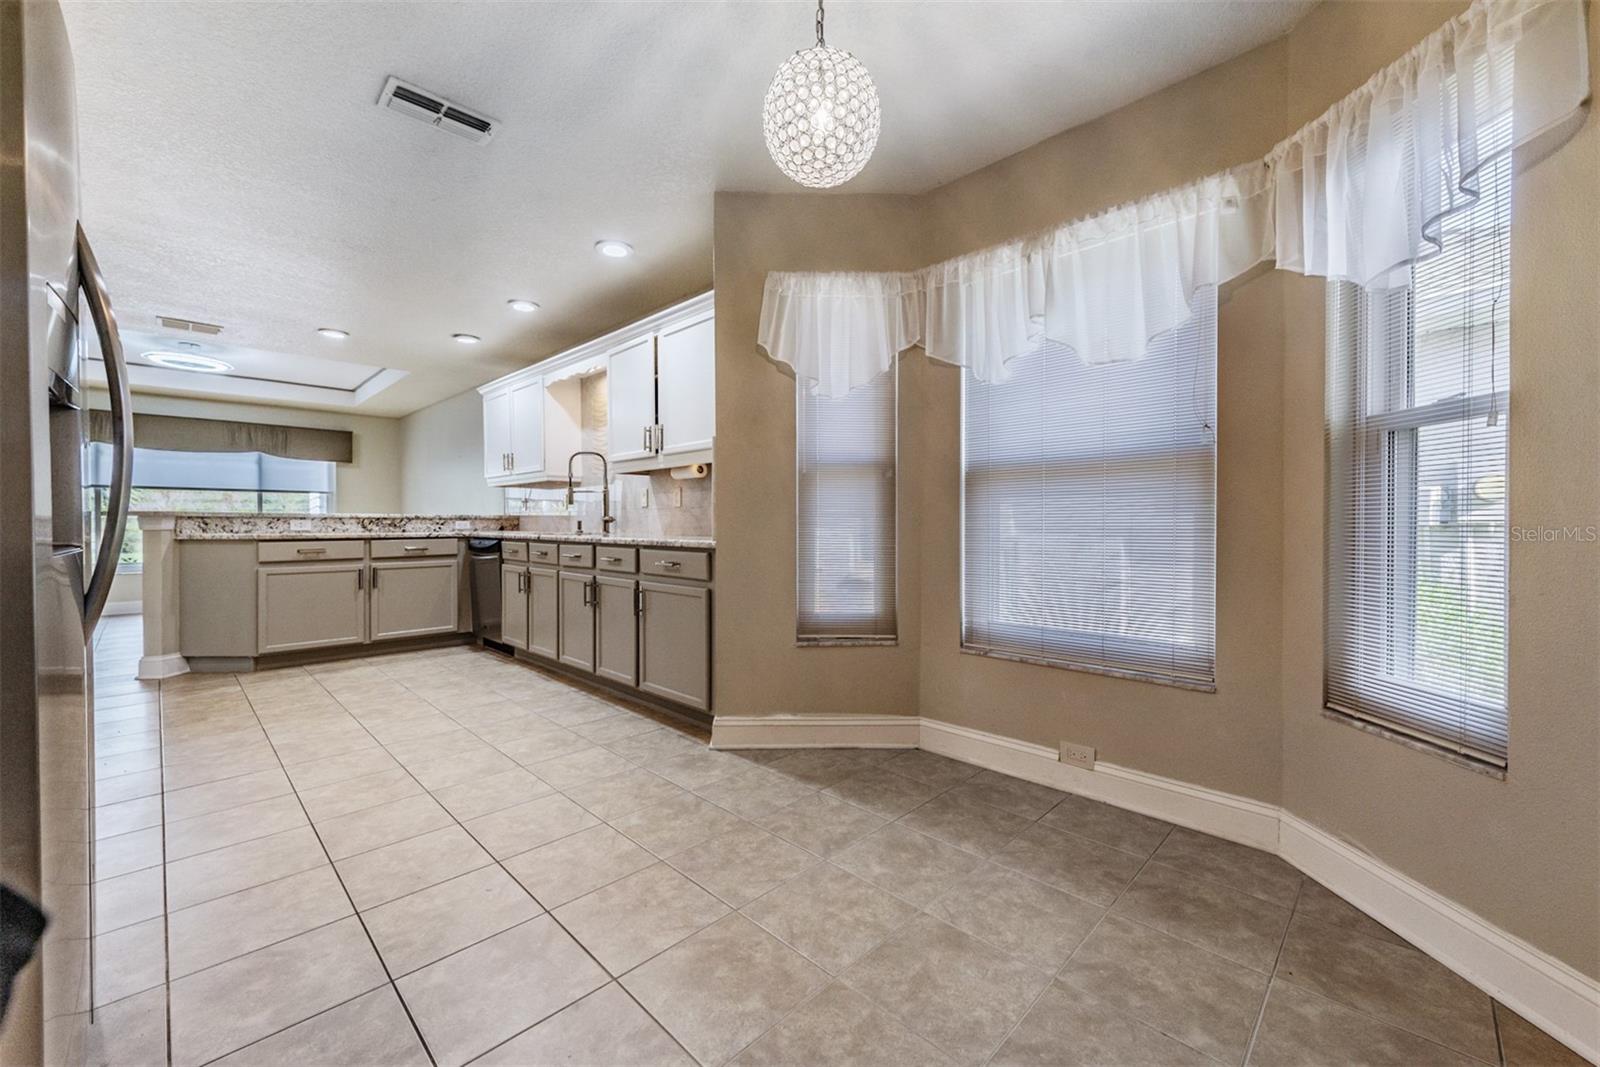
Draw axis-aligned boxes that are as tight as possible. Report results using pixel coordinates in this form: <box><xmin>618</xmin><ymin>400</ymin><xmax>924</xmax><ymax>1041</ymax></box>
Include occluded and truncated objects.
<box><xmin>102</xmin><ymin>601</ymin><xmax>142</xmax><ymax>617</ymax></box>
<box><xmin>708</xmin><ymin>711</ymin><xmax>1599</xmax><ymax>1062</ymax></box>
<box><xmin>711</xmin><ymin>714</ymin><xmax>918</xmax><ymax>749</ymax></box>
<box><xmin>918</xmin><ymin>718</ymin><xmax>1281</xmax><ymax>851</ymax></box>
<box><xmin>136</xmin><ymin>653</ymin><xmax>189</xmax><ymax>681</ymax></box>
<box><xmin>1280</xmin><ymin>813</ymin><xmax>1600</xmax><ymax>1063</ymax></box>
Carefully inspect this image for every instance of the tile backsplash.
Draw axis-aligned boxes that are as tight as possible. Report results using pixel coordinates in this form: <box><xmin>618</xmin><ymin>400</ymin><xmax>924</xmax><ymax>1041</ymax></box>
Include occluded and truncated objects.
<box><xmin>507</xmin><ymin>468</ymin><xmax>713</xmax><ymax>539</ymax></box>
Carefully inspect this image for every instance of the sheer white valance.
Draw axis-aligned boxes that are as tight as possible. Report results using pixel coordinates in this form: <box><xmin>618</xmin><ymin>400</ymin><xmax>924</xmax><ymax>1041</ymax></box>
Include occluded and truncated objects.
<box><xmin>755</xmin><ymin>0</ymin><xmax>1589</xmax><ymax>398</ymax></box>
<box><xmin>1270</xmin><ymin>0</ymin><xmax>1589</xmax><ymax>288</ymax></box>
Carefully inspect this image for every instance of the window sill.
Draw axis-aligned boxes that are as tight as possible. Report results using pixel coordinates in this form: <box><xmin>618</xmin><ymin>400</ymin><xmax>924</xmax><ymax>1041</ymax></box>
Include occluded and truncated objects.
<box><xmin>959</xmin><ymin>644</ymin><xmax>1216</xmax><ymax>693</ymax></box>
<box><xmin>1321</xmin><ymin>707</ymin><xmax>1507</xmax><ymax>780</ymax></box>
<box><xmin>796</xmin><ymin>637</ymin><xmax>899</xmax><ymax>648</ymax></box>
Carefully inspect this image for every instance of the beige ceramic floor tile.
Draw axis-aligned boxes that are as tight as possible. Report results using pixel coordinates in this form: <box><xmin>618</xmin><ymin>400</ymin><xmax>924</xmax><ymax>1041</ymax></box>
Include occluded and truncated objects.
<box><xmin>731</xmin><ymin>981</ymin><xmax>953</xmax><ymax>1067</ymax></box>
<box><xmin>84</xmin><ymin>985</ymin><xmax>167</xmax><ymax>1067</ymax></box>
<box><xmin>564</xmin><ymin>768</ymin><xmax>687</xmax><ymax>821</ymax></box>
<box><xmin>840</xmin><ymin>914</ymin><xmax>1052</xmax><ymax>1064</ymax></box>
<box><xmin>502</xmin><ymin>823</ymin><xmax>657</xmax><ymax>909</ymax></box>
<box><xmin>363</xmin><ymin>865</ymin><xmax>541</xmax><ymax>976</ymax></box>
<box><xmin>162</xmin><ymin>768</ymin><xmax>294</xmax><ymax>822</ymax></box>
<box><xmin>473</xmin><ymin>983</ymin><xmax>693</xmax><ymax>1066</ymax></box>
<box><xmin>990</xmin><ymin>822</ymin><xmax>1146</xmax><ymax>906</ymax></box>
<box><xmin>1493</xmin><ymin>1002</ymin><xmax>1591</xmax><ymax>1067</ymax></box>
<box><xmin>1152</xmin><ymin>827</ymin><xmax>1305</xmax><ymax>908</ymax></box>
<box><xmin>93</xmin><ymin>917</ymin><xmax>166</xmax><ymax>1008</ymax></box>
<box><xmin>740</xmin><ymin>862</ymin><xmax>920</xmax><ymax>975</ymax></box>
<box><xmin>334</xmin><ymin>824</ymin><xmax>492</xmax><ymax>910</ymax></box>
<box><xmin>165</xmin><ymin>794</ymin><xmax>309</xmax><ymax>861</ymax></box>
<box><xmin>925</xmin><ymin>861</ymin><xmax>1105</xmax><ymax>971</ymax></box>
<box><xmin>463</xmin><ymin>792</ymin><xmax>600</xmax><ymax>859</ymax></box>
<box><xmin>621</xmin><ymin>914</ymin><xmax>829</xmax><ymax>1067</ymax></box>
<box><xmin>297</xmin><ymin>767</ymin><xmax>424</xmax><ymax>822</ymax></box>
<box><xmin>692</xmin><ymin>766</ymin><xmax>820</xmax><ymax>820</ymax></box>
<box><xmin>609</xmin><ymin>791</ymin><xmax>749</xmax><ymax>859</ymax></box>
<box><xmin>1111</xmin><ymin>859</ymin><xmax>1293</xmax><ymax>973</ymax></box>
<box><xmin>165</xmin><ymin>826</ymin><xmax>328</xmax><ymax>911</ymax></box>
<box><xmin>754</xmin><ymin>791</ymin><xmax>887</xmax><ymax>857</ymax></box>
<box><xmin>95</xmin><ymin>827</ymin><xmax>163</xmax><ymax>879</ymax></box>
<box><xmin>555</xmin><ymin>862</ymin><xmax>729</xmax><ymax>975</ymax></box>
<box><xmin>823</xmin><ymin>768</ymin><xmax>944</xmax><ymax>820</ymax></box>
<box><xmin>879</xmin><ymin>750</ymin><xmax>982</xmax><ymax>790</ymax></box>
<box><xmin>898</xmin><ymin>791</ymin><xmax>1032</xmax><ymax>857</ymax></box>
<box><xmin>527</xmin><ymin>745</ymin><xmax>636</xmax><ymax>791</ymax></box>
<box><xmin>94</xmin><ymin>865</ymin><xmax>164</xmax><ymax>933</ymax></box>
<box><xmin>211</xmin><ymin>987</ymin><xmax>431</xmax><ymax>1066</ymax></box>
<box><xmin>831</xmin><ymin>824</ymin><xmax>984</xmax><ymax>908</ymax></box>
<box><xmin>1293</xmin><ymin>879</ymin><xmax>1408</xmax><ymax>946</ymax></box>
<box><xmin>168</xmin><ymin>865</ymin><xmax>351</xmax><ymax>976</ymax></box>
<box><xmin>1248</xmin><ymin>978</ymin><xmax>1481</xmax><ymax>1067</ymax></box>
<box><xmin>1275</xmin><ymin>913</ymin><xmax>1498</xmax><ymax>1062</ymax></box>
<box><xmin>316</xmin><ymin>793</ymin><xmax>453</xmax><ymax>860</ymax></box>
<box><xmin>993</xmin><ymin>981</ymin><xmax>1213</xmax><ymax>1066</ymax></box>
<box><xmin>1038</xmin><ymin>793</ymin><xmax>1175</xmax><ymax>857</ymax></box>
<box><xmin>431</xmin><ymin>767</ymin><xmax>553</xmax><ymax>821</ymax></box>
<box><xmin>167</xmin><ymin>917</ymin><xmax>387</xmax><ymax>1067</ymax></box>
<box><xmin>944</xmin><ymin>770</ymin><xmax>1067</xmax><ymax>819</ymax></box>
<box><xmin>1057</xmin><ymin>914</ymin><xmax>1269</xmax><ymax>1064</ymax></box>
<box><xmin>396</xmin><ymin>916</ymin><xmax>609</xmax><ymax>1067</ymax></box>
<box><xmin>283</xmin><ymin>747</ymin><xmax>401</xmax><ymax>791</ymax></box>
<box><xmin>666</xmin><ymin>825</ymin><xmax>818</xmax><ymax>908</ymax></box>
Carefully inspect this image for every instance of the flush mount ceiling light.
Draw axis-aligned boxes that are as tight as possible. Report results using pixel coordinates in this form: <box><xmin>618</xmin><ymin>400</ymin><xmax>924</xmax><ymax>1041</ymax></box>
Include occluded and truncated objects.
<box><xmin>317</xmin><ymin>328</ymin><xmax>349</xmax><ymax>339</ymax></box>
<box><xmin>595</xmin><ymin>240</ymin><xmax>633</xmax><ymax>259</ymax></box>
<box><xmin>142</xmin><ymin>350</ymin><xmax>233</xmax><ymax>374</ymax></box>
<box><xmin>507</xmin><ymin>299</ymin><xmax>540</xmax><ymax>313</ymax></box>
<box><xmin>762</xmin><ymin>0</ymin><xmax>880</xmax><ymax>189</ymax></box>
<box><xmin>452</xmin><ymin>333</ymin><xmax>482</xmax><ymax>344</ymax></box>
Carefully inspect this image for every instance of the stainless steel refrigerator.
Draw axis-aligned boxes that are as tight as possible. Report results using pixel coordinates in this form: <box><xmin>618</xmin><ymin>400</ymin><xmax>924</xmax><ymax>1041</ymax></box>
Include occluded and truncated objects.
<box><xmin>1</xmin><ymin>1</ymin><xmax>134</xmax><ymax>1062</ymax></box>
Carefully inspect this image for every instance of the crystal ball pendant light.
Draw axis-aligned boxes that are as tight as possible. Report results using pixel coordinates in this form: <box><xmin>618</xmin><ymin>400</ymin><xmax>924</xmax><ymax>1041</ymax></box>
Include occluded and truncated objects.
<box><xmin>762</xmin><ymin>0</ymin><xmax>881</xmax><ymax>188</ymax></box>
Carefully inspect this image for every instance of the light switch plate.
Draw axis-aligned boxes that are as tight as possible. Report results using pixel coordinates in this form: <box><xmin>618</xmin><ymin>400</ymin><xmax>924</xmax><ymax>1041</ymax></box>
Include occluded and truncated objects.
<box><xmin>1059</xmin><ymin>741</ymin><xmax>1096</xmax><ymax>770</ymax></box>
<box><xmin>639</xmin><ymin>489</ymin><xmax>650</xmax><ymax>509</ymax></box>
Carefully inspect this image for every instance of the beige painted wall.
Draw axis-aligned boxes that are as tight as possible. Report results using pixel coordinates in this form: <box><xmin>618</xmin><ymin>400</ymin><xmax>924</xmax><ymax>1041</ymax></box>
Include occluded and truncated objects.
<box><xmin>398</xmin><ymin>387</ymin><xmax>504</xmax><ymax>515</ymax></box>
<box><xmin>711</xmin><ymin>2</ymin><xmax>1599</xmax><ymax>977</ymax></box>
<box><xmin>713</xmin><ymin>192</ymin><xmax>929</xmax><ymax>718</ymax></box>
<box><xmin>87</xmin><ymin>390</ymin><xmax>404</xmax><ymax>513</ymax></box>
<box><xmin>1277</xmin><ymin>0</ymin><xmax>1600</xmax><ymax>979</ymax></box>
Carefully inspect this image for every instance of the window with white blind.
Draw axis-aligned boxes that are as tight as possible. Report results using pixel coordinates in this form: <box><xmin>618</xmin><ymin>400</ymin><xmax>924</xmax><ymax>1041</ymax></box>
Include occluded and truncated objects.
<box><xmin>1325</xmin><ymin>154</ymin><xmax>1511</xmax><ymax>767</ymax></box>
<box><xmin>962</xmin><ymin>287</ymin><xmax>1217</xmax><ymax>686</ymax></box>
<box><xmin>796</xmin><ymin>366</ymin><xmax>897</xmax><ymax>640</ymax></box>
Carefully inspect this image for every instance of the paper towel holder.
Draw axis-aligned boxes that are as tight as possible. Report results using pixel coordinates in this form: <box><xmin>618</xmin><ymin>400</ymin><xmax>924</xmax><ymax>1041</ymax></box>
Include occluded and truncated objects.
<box><xmin>670</xmin><ymin>463</ymin><xmax>709</xmax><ymax>480</ymax></box>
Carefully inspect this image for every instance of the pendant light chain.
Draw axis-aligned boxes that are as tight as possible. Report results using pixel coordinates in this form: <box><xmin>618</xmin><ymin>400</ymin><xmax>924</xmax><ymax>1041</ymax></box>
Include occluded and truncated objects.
<box><xmin>816</xmin><ymin>0</ymin><xmax>826</xmax><ymax>47</ymax></box>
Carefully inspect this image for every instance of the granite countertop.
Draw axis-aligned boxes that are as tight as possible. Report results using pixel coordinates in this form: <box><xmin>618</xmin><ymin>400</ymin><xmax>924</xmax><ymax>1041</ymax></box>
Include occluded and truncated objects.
<box><xmin>161</xmin><ymin>513</ymin><xmax>713</xmax><ymax>550</ymax></box>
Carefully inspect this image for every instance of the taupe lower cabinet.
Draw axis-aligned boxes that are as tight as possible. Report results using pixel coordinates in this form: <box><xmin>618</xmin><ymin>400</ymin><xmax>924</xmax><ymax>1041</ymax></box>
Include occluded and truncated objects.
<box><xmin>499</xmin><ymin>542</ymin><xmax>712</xmax><ymax>712</ymax></box>
<box><xmin>370</xmin><ymin>559</ymin><xmax>459</xmax><ymax>641</ymax></box>
<box><xmin>253</xmin><ymin>540</ymin><xmax>461</xmax><ymax>656</ymax></box>
<box><xmin>638</xmin><ymin>579</ymin><xmax>711</xmax><ymax>710</ymax></box>
<box><xmin>257</xmin><ymin>562</ymin><xmax>367</xmax><ymax>654</ymax></box>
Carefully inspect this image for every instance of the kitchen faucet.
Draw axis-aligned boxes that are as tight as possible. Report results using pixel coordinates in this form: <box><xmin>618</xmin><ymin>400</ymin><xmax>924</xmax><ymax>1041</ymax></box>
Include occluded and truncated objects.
<box><xmin>565</xmin><ymin>451</ymin><xmax>615</xmax><ymax>535</ymax></box>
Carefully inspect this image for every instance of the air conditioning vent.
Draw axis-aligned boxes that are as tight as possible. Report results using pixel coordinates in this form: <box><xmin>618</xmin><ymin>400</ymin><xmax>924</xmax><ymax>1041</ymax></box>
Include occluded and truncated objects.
<box><xmin>378</xmin><ymin>76</ymin><xmax>496</xmax><ymax>145</ymax></box>
<box><xmin>157</xmin><ymin>316</ymin><xmax>224</xmax><ymax>335</ymax></box>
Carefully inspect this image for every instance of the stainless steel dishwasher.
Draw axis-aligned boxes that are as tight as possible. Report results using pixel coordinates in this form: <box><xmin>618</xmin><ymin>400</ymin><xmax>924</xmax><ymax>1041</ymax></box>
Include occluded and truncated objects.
<box><xmin>467</xmin><ymin>538</ymin><xmax>502</xmax><ymax>641</ymax></box>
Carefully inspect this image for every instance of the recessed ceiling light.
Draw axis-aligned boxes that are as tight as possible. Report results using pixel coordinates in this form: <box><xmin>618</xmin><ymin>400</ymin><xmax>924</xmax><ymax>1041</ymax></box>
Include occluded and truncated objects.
<box><xmin>452</xmin><ymin>333</ymin><xmax>482</xmax><ymax>344</ymax></box>
<box><xmin>507</xmin><ymin>299</ymin><xmax>539</xmax><ymax>313</ymax></box>
<box><xmin>317</xmin><ymin>327</ymin><xmax>349</xmax><ymax>339</ymax></box>
<box><xmin>142</xmin><ymin>351</ymin><xmax>233</xmax><ymax>374</ymax></box>
<box><xmin>595</xmin><ymin>240</ymin><xmax>633</xmax><ymax>259</ymax></box>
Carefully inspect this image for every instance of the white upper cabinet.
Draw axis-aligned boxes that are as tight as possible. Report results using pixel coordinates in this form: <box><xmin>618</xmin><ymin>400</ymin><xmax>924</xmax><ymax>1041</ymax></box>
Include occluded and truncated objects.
<box><xmin>480</xmin><ymin>292</ymin><xmax>712</xmax><ymax>483</ymax></box>
<box><xmin>607</xmin><ymin>335</ymin><xmax>658</xmax><ymax>465</ymax></box>
<box><xmin>508</xmin><ymin>378</ymin><xmax>545</xmax><ymax>477</ymax></box>
<box><xmin>656</xmin><ymin>309</ymin><xmax>715</xmax><ymax>461</ymax></box>
<box><xmin>482</xmin><ymin>387</ymin><xmax>512</xmax><ymax>478</ymax></box>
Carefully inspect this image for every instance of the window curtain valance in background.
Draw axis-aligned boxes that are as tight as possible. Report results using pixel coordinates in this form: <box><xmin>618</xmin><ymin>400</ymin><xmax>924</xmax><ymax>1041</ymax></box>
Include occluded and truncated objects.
<box><xmin>88</xmin><ymin>411</ymin><xmax>354</xmax><ymax>464</ymax></box>
<box><xmin>757</xmin><ymin>0</ymin><xmax>1590</xmax><ymax>398</ymax></box>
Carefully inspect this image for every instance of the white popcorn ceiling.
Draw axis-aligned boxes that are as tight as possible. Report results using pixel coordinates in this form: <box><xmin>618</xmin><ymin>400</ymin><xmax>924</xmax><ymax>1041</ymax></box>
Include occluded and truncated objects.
<box><xmin>61</xmin><ymin>0</ymin><xmax>1313</xmax><ymax>417</ymax></box>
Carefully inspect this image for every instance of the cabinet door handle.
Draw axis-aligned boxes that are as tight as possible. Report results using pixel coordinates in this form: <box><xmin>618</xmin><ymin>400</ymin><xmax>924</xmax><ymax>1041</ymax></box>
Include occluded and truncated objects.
<box><xmin>371</xmin><ymin>567</ymin><xmax>379</xmax><ymax>589</ymax></box>
<box><xmin>600</xmin><ymin>555</ymin><xmax>621</xmax><ymax>563</ymax></box>
<box><xmin>642</xmin><ymin>426</ymin><xmax>649</xmax><ymax>451</ymax></box>
<box><xmin>562</xmin><ymin>551</ymin><xmax>583</xmax><ymax>560</ymax></box>
<box><xmin>634</xmin><ymin>587</ymin><xmax>644</xmax><ymax>616</ymax></box>
<box><xmin>357</xmin><ymin>568</ymin><xmax>364</xmax><ymax>590</ymax></box>
<box><xmin>402</xmin><ymin>544</ymin><xmax>427</xmax><ymax>553</ymax></box>
<box><xmin>656</xmin><ymin>560</ymin><xmax>681</xmax><ymax>570</ymax></box>
<box><xmin>295</xmin><ymin>547</ymin><xmax>327</xmax><ymax>555</ymax></box>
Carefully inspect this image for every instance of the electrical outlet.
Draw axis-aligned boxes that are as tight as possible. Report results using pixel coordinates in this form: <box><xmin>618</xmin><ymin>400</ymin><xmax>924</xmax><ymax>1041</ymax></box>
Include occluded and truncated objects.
<box><xmin>289</xmin><ymin>519</ymin><xmax>314</xmax><ymax>532</ymax></box>
<box><xmin>1059</xmin><ymin>741</ymin><xmax>1096</xmax><ymax>770</ymax></box>
<box><xmin>453</xmin><ymin>520</ymin><xmax>471</xmax><ymax>530</ymax></box>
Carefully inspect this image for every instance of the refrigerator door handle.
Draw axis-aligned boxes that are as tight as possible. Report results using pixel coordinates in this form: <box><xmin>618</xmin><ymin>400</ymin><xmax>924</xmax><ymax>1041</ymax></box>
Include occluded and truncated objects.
<box><xmin>77</xmin><ymin>224</ymin><xmax>133</xmax><ymax>633</ymax></box>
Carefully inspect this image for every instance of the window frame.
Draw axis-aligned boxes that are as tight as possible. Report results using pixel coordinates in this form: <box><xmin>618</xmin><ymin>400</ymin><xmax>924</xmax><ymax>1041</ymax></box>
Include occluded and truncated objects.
<box><xmin>794</xmin><ymin>360</ymin><xmax>900</xmax><ymax>645</ymax></box>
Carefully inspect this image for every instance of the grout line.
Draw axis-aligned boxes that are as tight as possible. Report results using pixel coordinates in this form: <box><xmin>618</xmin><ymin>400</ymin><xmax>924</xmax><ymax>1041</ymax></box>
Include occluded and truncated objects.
<box><xmin>1242</xmin><ymin>876</ymin><xmax>1303</xmax><ymax>1065</ymax></box>
<box><xmin>231</xmin><ymin>673</ymin><xmax>439</xmax><ymax>1067</ymax></box>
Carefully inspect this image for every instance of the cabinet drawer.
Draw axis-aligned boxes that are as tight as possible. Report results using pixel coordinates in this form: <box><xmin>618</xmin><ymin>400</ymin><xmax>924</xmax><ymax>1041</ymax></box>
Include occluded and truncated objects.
<box><xmin>640</xmin><ymin>549</ymin><xmax>710</xmax><ymax>581</ymax></box>
<box><xmin>556</xmin><ymin>544</ymin><xmax>595</xmax><ymax>569</ymax></box>
<box><xmin>526</xmin><ymin>542</ymin><xmax>559</xmax><ymax>565</ymax></box>
<box><xmin>502</xmin><ymin>541</ymin><xmax>529</xmax><ymax>562</ymax></box>
<box><xmin>370</xmin><ymin>538</ymin><xmax>457</xmax><ymax>559</ymax></box>
<box><xmin>258</xmin><ymin>540</ymin><xmax>365</xmax><ymax>563</ymax></box>
<box><xmin>595</xmin><ymin>547</ymin><xmax>638</xmax><ymax>573</ymax></box>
